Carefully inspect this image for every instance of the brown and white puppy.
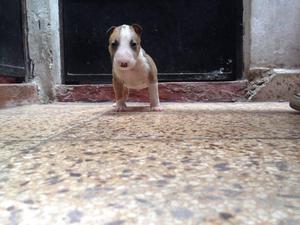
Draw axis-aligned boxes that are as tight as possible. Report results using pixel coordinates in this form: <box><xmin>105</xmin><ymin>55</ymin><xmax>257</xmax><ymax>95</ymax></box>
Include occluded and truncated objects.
<box><xmin>107</xmin><ymin>24</ymin><xmax>161</xmax><ymax>112</ymax></box>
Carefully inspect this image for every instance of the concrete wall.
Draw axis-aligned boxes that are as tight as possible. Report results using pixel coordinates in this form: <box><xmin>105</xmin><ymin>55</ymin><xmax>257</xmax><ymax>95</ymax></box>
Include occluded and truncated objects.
<box><xmin>250</xmin><ymin>0</ymin><xmax>300</xmax><ymax>68</ymax></box>
<box><xmin>26</xmin><ymin>0</ymin><xmax>60</xmax><ymax>102</ymax></box>
<box><xmin>248</xmin><ymin>0</ymin><xmax>300</xmax><ymax>101</ymax></box>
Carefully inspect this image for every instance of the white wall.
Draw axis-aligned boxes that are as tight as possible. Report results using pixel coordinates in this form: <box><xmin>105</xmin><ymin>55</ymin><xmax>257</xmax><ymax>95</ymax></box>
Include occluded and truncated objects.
<box><xmin>251</xmin><ymin>0</ymin><xmax>300</xmax><ymax>68</ymax></box>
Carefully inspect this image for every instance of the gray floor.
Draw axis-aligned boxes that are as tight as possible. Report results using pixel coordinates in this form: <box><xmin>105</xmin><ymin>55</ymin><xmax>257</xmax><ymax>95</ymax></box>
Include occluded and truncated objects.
<box><xmin>0</xmin><ymin>103</ymin><xmax>299</xmax><ymax>225</ymax></box>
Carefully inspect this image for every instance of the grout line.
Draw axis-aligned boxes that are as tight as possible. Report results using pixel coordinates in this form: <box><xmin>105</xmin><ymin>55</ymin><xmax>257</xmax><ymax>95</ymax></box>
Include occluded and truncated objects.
<box><xmin>2</xmin><ymin>137</ymin><xmax>299</xmax><ymax>142</ymax></box>
<box><xmin>48</xmin><ymin>137</ymin><xmax>300</xmax><ymax>141</ymax></box>
<box><xmin>2</xmin><ymin>109</ymin><xmax>111</xmax><ymax>162</ymax></box>
<box><xmin>44</xmin><ymin>111</ymin><xmax>111</xmax><ymax>141</ymax></box>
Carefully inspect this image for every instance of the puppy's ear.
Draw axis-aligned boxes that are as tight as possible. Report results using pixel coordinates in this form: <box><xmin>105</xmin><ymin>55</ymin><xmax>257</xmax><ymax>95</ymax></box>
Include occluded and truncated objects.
<box><xmin>132</xmin><ymin>24</ymin><xmax>143</xmax><ymax>36</ymax></box>
<box><xmin>106</xmin><ymin>26</ymin><xmax>116</xmax><ymax>37</ymax></box>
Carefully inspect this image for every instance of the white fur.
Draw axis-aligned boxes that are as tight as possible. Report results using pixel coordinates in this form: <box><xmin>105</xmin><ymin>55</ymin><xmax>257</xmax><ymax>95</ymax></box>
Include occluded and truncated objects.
<box><xmin>140</xmin><ymin>49</ymin><xmax>151</xmax><ymax>71</ymax></box>
<box><xmin>113</xmin><ymin>25</ymin><xmax>136</xmax><ymax>70</ymax></box>
<box><xmin>114</xmin><ymin>48</ymin><xmax>150</xmax><ymax>90</ymax></box>
<box><xmin>120</xmin><ymin>25</ymin><xmax>132</xmax><ymax>40</ymax></box>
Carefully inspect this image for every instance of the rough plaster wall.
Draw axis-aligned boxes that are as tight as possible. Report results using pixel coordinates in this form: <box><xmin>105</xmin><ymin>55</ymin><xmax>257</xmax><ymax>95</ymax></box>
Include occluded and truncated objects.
<box><xmin>248</xmin><ymin>69</ymin><xmax>300</xmax><ymax>101</ymax></box>
<box><xmin>26</xmin><ymin>0</ymin><xmax>60</xmax><ymax>102</ymax></box>
<box><xmin>251</xmin><ymin>0</ymin><xmax>300</xmax><ymax>68</ymax></box>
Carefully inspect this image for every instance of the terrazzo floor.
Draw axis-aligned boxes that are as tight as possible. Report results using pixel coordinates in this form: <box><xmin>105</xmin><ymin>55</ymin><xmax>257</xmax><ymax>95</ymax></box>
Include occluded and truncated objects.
<box><xmin>0</xmin><ymin>102</ymin><xmax>299</xmax><ymax>225</ymax></box>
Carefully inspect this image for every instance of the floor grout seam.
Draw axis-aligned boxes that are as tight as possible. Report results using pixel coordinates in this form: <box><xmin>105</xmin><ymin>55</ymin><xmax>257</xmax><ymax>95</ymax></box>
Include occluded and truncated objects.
<box><xmin>2</xmin><ymin>109</ymin><xmax>112</xmax><ymax>162</ymax></box>
<box><xmin>43</xmin><ymin>110</ymin><xmax>112</xmax><ymax>141</ymax></box>
<box><xmin>2</xmin><ymin>137</ymin><xmax>300</xmax><ymax>142</ymax></box>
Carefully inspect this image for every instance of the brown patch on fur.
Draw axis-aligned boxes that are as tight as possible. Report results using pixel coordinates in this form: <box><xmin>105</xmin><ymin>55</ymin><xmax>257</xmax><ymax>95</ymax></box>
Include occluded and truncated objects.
<box><xmin>145</xmin><ymin>53</ymin><xmax>158</xmax><ymax>82</ymax></box>
<box><xmin>106</xmin><ymin>26</ymin><xmax>116</xmax><ymax>36</ymax></box>
<box><xmin>131</xmin><ymin>24</ymin><xmax>143</xmax><ymax>37</ymax></box>
<box><xmin>108</xmin><ymin>26</ymin><xmax>121</xmax><ymax>60</ymax></box>
<box><xmin>128</xmin><ymin>26</ymin><xmax>141</xmax><ymax>58</ymax></box>
<box><xmin>112</xmin><ymin>71</ymin><xmax>128</xmax><ymax>101</ymax></box>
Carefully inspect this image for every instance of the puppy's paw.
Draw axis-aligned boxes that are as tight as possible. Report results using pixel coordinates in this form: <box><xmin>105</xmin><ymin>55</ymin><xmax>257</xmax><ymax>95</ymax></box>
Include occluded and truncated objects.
<box><xmin>114</xmin><ymin>103</ymin><xmax>127</xmax><ymax>112</ymax></box>
<box><xmin>150</xmin><ymin>105</ymin><xmax>163</xmax><ymax>112</ymax></box>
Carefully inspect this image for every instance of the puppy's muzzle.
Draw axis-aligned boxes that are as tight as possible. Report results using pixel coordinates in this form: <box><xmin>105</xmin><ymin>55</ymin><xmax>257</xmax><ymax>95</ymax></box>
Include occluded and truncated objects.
<box><xmin>120</xmin><ymin>62</ymin><xmax>128</xmax><ymax>68</ymax></box>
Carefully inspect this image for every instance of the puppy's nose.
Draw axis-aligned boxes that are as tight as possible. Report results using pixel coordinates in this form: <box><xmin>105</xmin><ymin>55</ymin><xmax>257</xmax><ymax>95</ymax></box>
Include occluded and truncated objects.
<box><xmin>120</xmin><ymin>62</ymin><xmax>128</xmax><ymax>68</ymax></box>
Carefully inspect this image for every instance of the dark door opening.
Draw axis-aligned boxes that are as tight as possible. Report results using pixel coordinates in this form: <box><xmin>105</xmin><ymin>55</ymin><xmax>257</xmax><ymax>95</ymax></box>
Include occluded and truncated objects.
<box><xmin>62</xmin><ymin>0</ymin><xmax>243</xmax><ymax>84</ymax></box>
<box><xmin>0</xmin><ymin>0</ymin><xmax>26</xmax><ymax>82</ymax></box>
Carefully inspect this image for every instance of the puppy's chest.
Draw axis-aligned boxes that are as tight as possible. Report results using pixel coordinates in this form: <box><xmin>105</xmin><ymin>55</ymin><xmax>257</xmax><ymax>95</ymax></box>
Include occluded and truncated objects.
<box><xmin>116</xmin><ymin>65</ymin><xmax>149</xmax><ymax>90</ymax></box>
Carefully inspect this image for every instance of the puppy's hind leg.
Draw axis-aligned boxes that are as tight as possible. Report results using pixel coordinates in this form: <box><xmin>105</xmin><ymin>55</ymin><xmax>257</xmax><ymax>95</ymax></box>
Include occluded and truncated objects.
<box><xmin>148</xmin><ymin>82</ymin><xmax>162</xmax><ymax>112</ymax></box>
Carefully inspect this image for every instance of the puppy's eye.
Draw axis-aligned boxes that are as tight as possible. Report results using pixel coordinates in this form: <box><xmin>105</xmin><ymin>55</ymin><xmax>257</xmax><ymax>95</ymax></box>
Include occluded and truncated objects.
<box><xmin>111</xmin><ymin>41</ymin><xmax>119</xmax><ymax>49</ymax></box>
<box><xmin>130</xmin><ymin>41</ymin><xmax>137</xmax><ymax>48</ymax></box>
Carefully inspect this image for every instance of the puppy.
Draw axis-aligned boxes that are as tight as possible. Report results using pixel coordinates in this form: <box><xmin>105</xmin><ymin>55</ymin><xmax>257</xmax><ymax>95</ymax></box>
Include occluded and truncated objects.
<box><xmin>107</xmin><ymin>24</ymin><xmax>161</xmax><ymax>112</ymax></box>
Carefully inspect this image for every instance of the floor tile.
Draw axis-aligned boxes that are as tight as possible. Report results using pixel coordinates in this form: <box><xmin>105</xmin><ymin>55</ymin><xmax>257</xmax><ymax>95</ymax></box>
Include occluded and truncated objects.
<box><xmin>0</xmin><ymin>104</ymin><xmax>109</xmax><ymax>141</ymax></box>
<box><xmin>55</xmin><ymin>103</ymin><xmax>300</xmax><ymax>140</ymax></box>
<box><xmin>0</xmin><ymin>139</ymin><xmax>299</xmax><ymax>225</ymax></box>
<box><xmin>0</xmin><ymin>102</ymin><xmax>299</xmax><ymax>225</ymax></box>
<box><xmin>0</xmin><ymin>141</ymin><xmax>40</xmax><ymax>172</ymax></box>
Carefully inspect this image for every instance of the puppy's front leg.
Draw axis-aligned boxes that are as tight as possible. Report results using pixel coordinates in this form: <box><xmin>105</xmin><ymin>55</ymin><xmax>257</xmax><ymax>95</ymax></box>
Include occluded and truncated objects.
<box><xmin>113</xmin><ymin>76</ymin><xmax>128</xmax><ymax>112</ymax></box>
<box><xmin>148</xmin><ymin>82</ymin><xmax>162</xmax><ymax>111</ymax></box>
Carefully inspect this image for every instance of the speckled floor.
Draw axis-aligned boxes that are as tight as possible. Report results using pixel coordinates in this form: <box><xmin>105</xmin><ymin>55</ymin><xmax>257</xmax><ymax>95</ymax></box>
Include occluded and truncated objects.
<box><xmin>0</xmin><ymin>103</ymin><xmax>299</xmax><ymax>225</ymax></box>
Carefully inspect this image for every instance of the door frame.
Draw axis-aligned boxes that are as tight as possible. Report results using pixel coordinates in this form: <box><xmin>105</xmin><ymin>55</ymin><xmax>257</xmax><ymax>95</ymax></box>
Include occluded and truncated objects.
<box><xmin>21</xmin><ymin>0</ymin><xmax>32</xmax><ymax>82</ymax></box>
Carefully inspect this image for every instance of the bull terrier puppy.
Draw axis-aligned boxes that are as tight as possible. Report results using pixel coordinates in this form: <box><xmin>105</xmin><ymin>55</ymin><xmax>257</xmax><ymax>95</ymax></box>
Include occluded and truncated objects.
<box><xmin>107</xmin><ymin>24</ymin><xmax>161</xmax><ymax>112</ymax></box>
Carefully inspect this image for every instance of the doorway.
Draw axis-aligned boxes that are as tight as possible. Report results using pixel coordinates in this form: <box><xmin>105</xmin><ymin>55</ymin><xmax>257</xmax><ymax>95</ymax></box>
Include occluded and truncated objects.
<box><xmin>0</xmin><ymin>0</ymin><xmax>27</xmax><ymax>83</ymax></box>
<box><xmin>62</xmin><ymin>0</ymin><xmax>243</xmax><ymax>84</ymax></box>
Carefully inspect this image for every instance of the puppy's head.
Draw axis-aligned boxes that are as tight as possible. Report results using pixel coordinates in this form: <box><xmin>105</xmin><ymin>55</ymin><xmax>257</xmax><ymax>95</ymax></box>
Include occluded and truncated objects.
<box><xmin>107</xmin><ymin>24</ymin><xmax>142</xmax><ymax>71</ymax></box>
